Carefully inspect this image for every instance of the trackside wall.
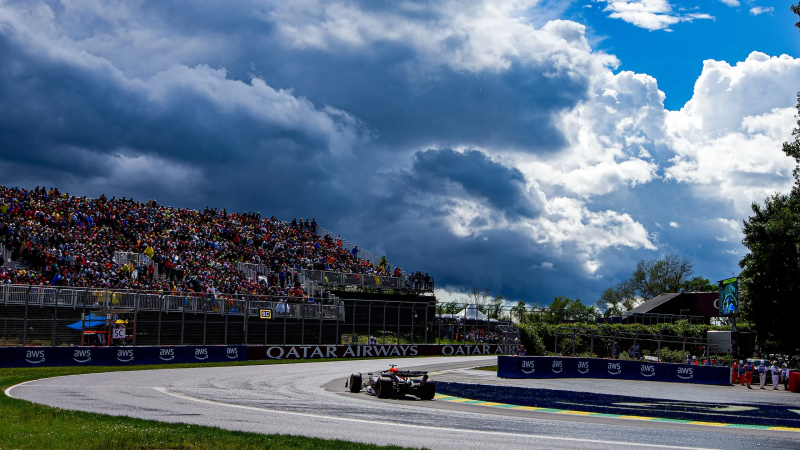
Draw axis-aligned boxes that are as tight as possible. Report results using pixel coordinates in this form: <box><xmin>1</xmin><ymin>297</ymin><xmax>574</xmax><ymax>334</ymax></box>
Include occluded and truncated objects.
<box><xmin>497</xmin><ymin>356</ymin><xmax>731</xmax><ymax>386</ymax></box>
<box><xmin>0</xmin><ymin>344</ymin><xmax>515</xmax><ymax>368</ymax></box>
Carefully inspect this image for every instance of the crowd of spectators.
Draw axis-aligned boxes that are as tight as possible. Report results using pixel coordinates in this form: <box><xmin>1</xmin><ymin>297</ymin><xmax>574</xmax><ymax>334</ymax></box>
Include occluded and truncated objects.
<box><xmin>0</xmin><ymin>186</ymin><xmax>419</xmax><ymax>300</ymax></box>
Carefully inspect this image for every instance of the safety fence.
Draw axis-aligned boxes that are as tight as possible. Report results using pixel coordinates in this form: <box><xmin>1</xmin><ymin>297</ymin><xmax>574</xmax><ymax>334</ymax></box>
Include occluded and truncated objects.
<box><xmin>551</xmin><ymin>327</ymin><xmax>724</xmax><ymax>364</ymax></box>
<box><xmin>0</xmin><ymin>287</ymin><xmax>525</xmax><ymax>349</ymax></box>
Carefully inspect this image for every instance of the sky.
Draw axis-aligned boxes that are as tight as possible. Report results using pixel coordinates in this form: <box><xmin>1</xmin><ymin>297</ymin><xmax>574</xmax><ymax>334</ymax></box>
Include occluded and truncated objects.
<box><xmin>0</xmin><ymin>0</ymin><xmax>798</xmax><ymax>306</ymax></box>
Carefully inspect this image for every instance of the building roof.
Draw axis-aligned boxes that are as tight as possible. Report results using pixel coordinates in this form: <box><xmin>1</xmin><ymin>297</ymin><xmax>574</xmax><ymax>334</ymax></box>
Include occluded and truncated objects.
<box><xmin>623</xmin><ymin>293</ymin><xmax>681</xmax><ymax>316</ymax></box>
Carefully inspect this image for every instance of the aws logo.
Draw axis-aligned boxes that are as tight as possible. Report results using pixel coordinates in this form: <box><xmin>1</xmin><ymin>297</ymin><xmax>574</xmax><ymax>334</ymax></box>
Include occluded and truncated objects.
<box><xmin>551</xmin><ymin>360</ymin><xmax>563</xmax><ymax>374</ymax></box>
<box><xmin>159</xmin><ymin>348</ymin><xmax>175</xmax><ymax>361</ymax></box>
<box><xmin>607</xmin><ymin>362</ymin><xmax>621</xmax><ymax>375</ymax></box>
<box><xmin>73</xmin><ymin>349</ymin><xmax>91</xmax><ymax>363</ymax></box>
<box><xmin>25</xmin><ymin>349</ymin><xmax>45</xmax><ymax>364</ymax></box>
<box><xmin>521</xmin><ymin>360</ymin><xmax>535</xmax><ymax>374</ymax></box>
<box><xmin>640</xmin><ymin>364</ymin><xmax>655</xmax><ymax>377</ymax></box>
<box><xmin>577</xmin><ymin>361</ymin><xmax>590</xmax><ymax>374</ymax></box>
<box><xmin>677</xmin><ymin>367</ymin><xmax>694</xmax><ymax>380</ymax></box>
<box><xmin>194</xmin><ymin>348</ymin><xmax>209</xmax><ymax>360</ymax></box>
<box><xmin>117</xmin><ymin>349</ymin><xmax>134</xmax><ymax>362</ymax></box>
<box><xmin>226</xmin><ymin>347</ymin><xmax>238</xmax><ymax>359</ymax></box>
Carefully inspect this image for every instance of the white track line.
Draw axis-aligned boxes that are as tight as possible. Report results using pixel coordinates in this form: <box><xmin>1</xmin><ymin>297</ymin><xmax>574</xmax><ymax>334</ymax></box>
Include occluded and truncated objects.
<box><xmin>153</xmin><ymin>388</ymin><xmax>719</xmax><ymax>450</ymax></box>
<box><xmin>4</xmin><ymin>380</ymin><xmax>37</xmax><ymax>398</ymax></box>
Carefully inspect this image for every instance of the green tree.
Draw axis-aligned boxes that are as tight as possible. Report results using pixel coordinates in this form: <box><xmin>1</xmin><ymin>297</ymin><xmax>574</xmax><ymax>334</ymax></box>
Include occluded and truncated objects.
<box><xmin>739</xmin><ymin>3</ymin><xmax>800</xmax><ymax>351</ymax></box>
<box><xmin>510</xmin><ymin>300</ymin><xmax>528</xmax><ymax>323</ymax></box>
<box><xmin>595</xmin><ymin>279</ymin><xmax>638</xmax><ymax>316</ymax></box>
<box><xmin>439</xmin><ymin>301</ymin><xmax>461</xmax><ymax>314</ymax></box>
<box><xmin>542</xmin><ymin>296</ymin><xmax>597</xmax><ymax>324</ymax></box>
<box><xmin>739</xmin><ymin>193</ymin><xmax>800</xmax><ymax>352</ymax></box>
<box><xmin>681</xmin><ymin>276</ymin><xmax>719</xmax><ymax>293</ymax></box>
<box><xmin>630</xmin><ymin>255</ymin><xmax>695</xmax><ymax>299</ymax></box>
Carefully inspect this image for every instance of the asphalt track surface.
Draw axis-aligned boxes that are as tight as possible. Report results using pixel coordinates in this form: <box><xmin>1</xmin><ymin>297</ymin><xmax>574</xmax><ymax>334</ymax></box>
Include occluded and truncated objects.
<box><xmin>7</xmin><ymin>356</ymin><xmax>800</xmax><ymax>450</ymax></box>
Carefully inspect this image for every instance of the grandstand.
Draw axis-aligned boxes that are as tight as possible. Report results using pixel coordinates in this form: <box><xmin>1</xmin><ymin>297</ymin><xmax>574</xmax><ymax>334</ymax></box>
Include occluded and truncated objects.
<box><xmin>0</xmin><ymin>185</ymin><xmax>433</xmax><ymax>299</ymax></box>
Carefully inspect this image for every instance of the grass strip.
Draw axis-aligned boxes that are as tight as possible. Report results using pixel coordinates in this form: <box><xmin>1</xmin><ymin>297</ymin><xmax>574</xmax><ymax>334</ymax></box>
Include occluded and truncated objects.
<box><xmin>472</xmin><ymin>365</ymin><xmax>497</xmax><ymax>371</ymax></box>
<box><xmin>0</xmin><ymin>359</ymin><xmax>418</xmax><ymax>450</ymax></box>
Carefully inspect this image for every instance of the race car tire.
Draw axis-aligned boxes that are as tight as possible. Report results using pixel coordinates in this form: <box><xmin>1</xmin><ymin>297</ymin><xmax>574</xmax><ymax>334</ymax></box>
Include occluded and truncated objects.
<box><xmin>418</xmin><ymin>381</ymin><xmax>436</xmax><ymax>400</ymax></box>
<box><xmin>376</xmin><ymin>377</ymin><xmax>393</xmax><ymax>399</ymax></box>
<box><xmin>349</xmin><ymin>373</ymin><xmax>362</xmax><ymax>393</ymax></box>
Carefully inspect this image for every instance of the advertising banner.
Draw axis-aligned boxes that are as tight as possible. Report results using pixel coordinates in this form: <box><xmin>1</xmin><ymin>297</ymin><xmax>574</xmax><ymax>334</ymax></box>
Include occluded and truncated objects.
<box><xmin>718</xmin><ymin>277</ymin><xmax>739</xmax><ymax>316</ymax></box>
<box><xmin>247</xmin><ymin>344</ymin><xmax>516</xmax><ymax>360</ymax></box>
<box><xmin>497</xmin><ymin>356</ymin><xmax>731</xmax><ymax>386</ymax></box>
<box><xmin>0</xmin><ymin>344</ymin><xmax>516</xmax><ymax>367</ymax></box>
<box><xmin>0</xmin><ymin>345</ymin><xmax>246</xmax><ymax>368</ymax></box>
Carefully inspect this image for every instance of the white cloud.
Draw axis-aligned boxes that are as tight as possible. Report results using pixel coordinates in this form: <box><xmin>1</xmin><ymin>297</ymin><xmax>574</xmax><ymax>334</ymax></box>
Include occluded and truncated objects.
<box><xmin>269</xmin><ymin>0</ymin><xmax>614</xmax><ymax>74</ymax></box>
<box><xmin>750</xmin><ymin>7</ymin><xmax>774</xmax><ymax>16</ymax></box>
<box><xmin>717</xmin><ymin>218</ymin><xmax>740</xmax><ymax>231</ymax></box>
<box><xmin>597</xmin><ymin>0</ymin><xmax>713</xmax><ymax>31</ymax></box>
<box><xmin>0</xmin><ymin>0</ymin><xmax>796</xmax><ymax>299</ymax></box>
<box><xmin>719</xmin><ymin>0</ymin><xmax>740</xmax><ymax>6</ymax></box>
<box><xmin>665</xmin><ymin>52</ymin><xmax>800</xmax><ymax>216</ymax></box>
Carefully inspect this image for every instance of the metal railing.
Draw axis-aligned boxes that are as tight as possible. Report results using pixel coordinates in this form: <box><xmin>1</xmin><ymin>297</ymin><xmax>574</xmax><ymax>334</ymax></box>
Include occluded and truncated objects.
<box><xmin>0</xmin><ymin>286</ymin><xmax>446</xmax><ymax>347</ymax></box>
<box><xmin>236</xmin><ymin>262</ymin><xmax>434</xmax><ymax>293</ymax></box>
<box><xmin>0</xmin><ymin>243</ymin><xmax>12</xmax><ymax>268</ymax></box>
<box><xmin>0</xmin><ymin>284</ymin><xmax>341</xmax><ymax>317</ymax></box>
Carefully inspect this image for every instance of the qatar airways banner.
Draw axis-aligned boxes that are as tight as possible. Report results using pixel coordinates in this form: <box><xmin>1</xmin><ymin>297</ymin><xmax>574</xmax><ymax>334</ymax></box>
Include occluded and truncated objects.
<box><xmin>247</xmin><ymin>344</ymin><xmax>516</xmax><ymax>360</ymax></box>
<box><xmin>498</xmin><ymin>356</ymin><xmax>731</xmax><ymax>386</ymax></box>
<box><xmin>0</xmin><ymin>345</ymin><xmax>246</xmax><ymax>368</ymax></box>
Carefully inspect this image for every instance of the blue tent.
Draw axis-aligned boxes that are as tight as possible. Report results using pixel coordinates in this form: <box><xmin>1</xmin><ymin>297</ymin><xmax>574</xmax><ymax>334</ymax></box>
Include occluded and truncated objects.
<box><xmin>66</xmin><ymin>312</ymin><xmax>106</xmax><ymax>330</ymax></box>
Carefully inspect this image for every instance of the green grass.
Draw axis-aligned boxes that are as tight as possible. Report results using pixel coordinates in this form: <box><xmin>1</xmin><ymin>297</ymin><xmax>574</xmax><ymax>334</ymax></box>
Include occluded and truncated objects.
<box><xmin>472</xmin><ymin>365</ymin><xmax>497</xmax><ymax>371</ymax></box>
<box><xmin>0</xmin><ymin>359</ymin><xmax>418</xmax><ymax>450</ymax></box>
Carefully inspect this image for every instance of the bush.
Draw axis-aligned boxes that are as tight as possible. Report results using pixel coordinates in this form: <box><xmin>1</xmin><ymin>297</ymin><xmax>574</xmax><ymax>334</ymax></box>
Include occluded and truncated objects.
<box><xmin>517</xmin><ymin>321</ymin><xmax>749</xmax><ymax>358</ymax></box>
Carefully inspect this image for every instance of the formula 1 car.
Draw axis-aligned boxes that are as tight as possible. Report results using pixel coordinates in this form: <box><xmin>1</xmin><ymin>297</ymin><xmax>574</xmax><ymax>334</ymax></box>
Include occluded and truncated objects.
<box><xmin>347</xmin><ymin>365</ymin><xmax>436</xmax><ymax>400</ymax></box>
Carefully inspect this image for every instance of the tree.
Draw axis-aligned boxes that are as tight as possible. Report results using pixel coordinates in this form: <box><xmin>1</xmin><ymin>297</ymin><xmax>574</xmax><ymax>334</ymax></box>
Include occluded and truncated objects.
<box><xmin>681</xmin><ymin>276</ymin><xmax>718</xmax><ymax>293</ymax></box>
<box><xmin>630</xmin><ymin>255</ymin><xmax>695</xmax><ymax>299</ymax></box>
<box><xmin>510</xmin><ymin>300</ymin><xmax>528</xmax><ymax>323</ymax></box>
<box><xmin>739</xmin><ymin>193</ymin><xmax>800</xmax><ymax>352</ymax></box>
<box><xmin>539</xmin><ymin>296</ymin><xmax>597</xmax><ymax>324</ymax></box>
<box><xmin>738</xmin><ymin>5</ymin><xmax>800</xmax><ymax>351</ymax></box>
<box><xmin>459</xmin><ymin>287</ymin><xmax>492</xmax><ymax>307</ymax></box>
<box><xmin>596</xmin><ymin>254</ymin><xmax>702</xmax><ymax>315</ymax></box>
<box><xmin>595</xmin><ymin>279</ymin><xmax>638</xmax><ymax>316</ymax></box>
<box><xmin>439</xmin><ymin>301</ymin><xmax>461</xmax><ymax>314</ymax></box>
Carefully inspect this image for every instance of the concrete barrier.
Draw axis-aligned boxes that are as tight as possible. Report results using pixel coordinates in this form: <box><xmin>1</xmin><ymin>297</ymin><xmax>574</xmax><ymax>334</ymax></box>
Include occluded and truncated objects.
<box><xmin>498</xmin><ymin>356</ymin><xmax>731</xmax><ymax>386</ymax></box>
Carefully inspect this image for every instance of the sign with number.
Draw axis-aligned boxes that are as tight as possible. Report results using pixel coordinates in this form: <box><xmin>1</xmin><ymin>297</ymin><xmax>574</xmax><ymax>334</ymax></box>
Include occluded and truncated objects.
<box><xmin>112</xmin><ymin>327</ymin><xmax>126</xmax><ymax>339</ymax></box>
<box><xmin>259</xmin><ymin>309</ymin><xmax>272</xmax><ymax>319</ymax></box>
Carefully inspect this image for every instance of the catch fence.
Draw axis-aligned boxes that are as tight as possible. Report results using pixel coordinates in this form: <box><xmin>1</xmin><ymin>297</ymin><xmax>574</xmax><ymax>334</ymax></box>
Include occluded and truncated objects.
<box><xmin>0</xmin><ymin>286</ymin><xmax>522</xmax><ymax>349</ymax></box>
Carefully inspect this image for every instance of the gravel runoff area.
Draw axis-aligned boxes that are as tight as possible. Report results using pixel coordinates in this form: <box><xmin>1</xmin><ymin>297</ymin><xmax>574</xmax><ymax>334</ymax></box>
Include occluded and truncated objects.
<box><xmin>7</xmin><ymin>356</ymin><xmax>800</xmax><ymax>450</ymax></box>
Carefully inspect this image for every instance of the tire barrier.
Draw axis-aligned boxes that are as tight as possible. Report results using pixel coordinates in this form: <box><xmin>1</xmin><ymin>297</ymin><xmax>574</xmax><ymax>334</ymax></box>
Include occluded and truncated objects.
<box><xmin>0</xmin><ymin>345</ymin><xmax>246</xmax><ymax>368</ymax></box>
<box><xmin>498</xmin><ymin>355</ymin><xmax>731</xmax><ymax>386</ymax></box>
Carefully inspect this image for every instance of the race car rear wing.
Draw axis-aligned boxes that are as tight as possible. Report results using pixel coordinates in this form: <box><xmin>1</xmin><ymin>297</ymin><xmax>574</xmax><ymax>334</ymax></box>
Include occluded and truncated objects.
<box><xmin>367</xmin><ymin>370</ymin><xmax>429</xmax><ymax>377</ymax></box>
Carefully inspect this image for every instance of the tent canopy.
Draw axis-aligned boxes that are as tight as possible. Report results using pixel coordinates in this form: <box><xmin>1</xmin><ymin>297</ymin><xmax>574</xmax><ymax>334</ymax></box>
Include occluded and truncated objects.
<box><xmin>455</xmin><ymin>304</ymin><xmax>488</xmax><ymax>320</ymax></box>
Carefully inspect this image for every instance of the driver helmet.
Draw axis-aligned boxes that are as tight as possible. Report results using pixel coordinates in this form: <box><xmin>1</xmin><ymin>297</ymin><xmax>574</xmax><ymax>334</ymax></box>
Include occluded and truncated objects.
<box><xmin>389</xmin><ymin>366</ymin><xmax>399</xmax><ymax>374</ymax></box>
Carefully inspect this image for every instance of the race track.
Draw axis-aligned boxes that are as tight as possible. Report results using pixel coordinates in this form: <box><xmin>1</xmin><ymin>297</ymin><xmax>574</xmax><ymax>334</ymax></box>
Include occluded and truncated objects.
<box><xmin>7</xmin><ymin>356</ymin><xmax>800</xmax><ymax>450</ymax></box>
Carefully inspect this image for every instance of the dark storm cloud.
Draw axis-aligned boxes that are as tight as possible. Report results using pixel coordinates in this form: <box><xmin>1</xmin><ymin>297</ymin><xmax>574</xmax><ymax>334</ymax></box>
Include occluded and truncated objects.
<box><xmin>0</xmin><ymin>1</ymin><xmax>647</xmax><ymax>304</ymax></box>
<box><xmin>407</xmin><ymin>149</ymin><xmax>542</xmax><ymax>220</ymax></box>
